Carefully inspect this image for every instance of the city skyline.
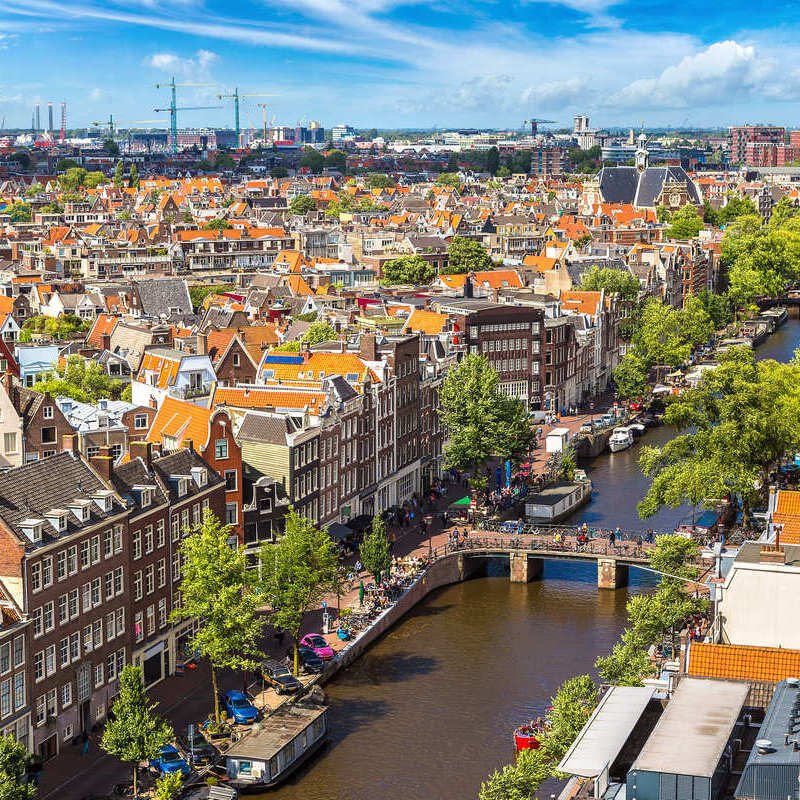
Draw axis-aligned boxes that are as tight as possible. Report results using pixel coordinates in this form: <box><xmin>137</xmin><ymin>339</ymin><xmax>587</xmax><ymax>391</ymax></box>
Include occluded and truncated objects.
<box><xmin>1</xmin><ymin>0</ymin><xmax>800</xmax><ymax>130</ymax></box>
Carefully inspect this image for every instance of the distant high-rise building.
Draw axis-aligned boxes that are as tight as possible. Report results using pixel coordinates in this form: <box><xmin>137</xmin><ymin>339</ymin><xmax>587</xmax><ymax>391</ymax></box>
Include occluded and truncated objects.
<box><xmin>729</xmin><ymin>125</ymin><xmax>786</xmax><ymax>165</ymax></box>
<box><xmin>573</xmin><ymin>115</ymin><xmax>590</xmax><ymax>134</ymax></box>
<box><xmin>331</xmin><ymin>124</ymin><xmax>355</xmax><ymax>145</ymax></box>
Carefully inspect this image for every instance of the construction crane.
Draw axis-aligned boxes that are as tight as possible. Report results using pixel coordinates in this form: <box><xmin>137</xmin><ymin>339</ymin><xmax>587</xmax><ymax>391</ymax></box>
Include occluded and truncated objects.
<box><xmin>92</xmin><ymin>115</ymin><xmax>116</xmax><ymax>139</ymax></box>
<box><xmin>217</xmin><ymin>89</ymin><xmax>279</xmax><ymax>143</ymax></box>
<box><xmin>155</xmin><ymin>77</ymin><xmax>221</xmax><ymax>154</ymax></box>
<box><xmin>523</xmin><ymin>118</ymin><xmax>556</xmax><ymax>136</ymax></box>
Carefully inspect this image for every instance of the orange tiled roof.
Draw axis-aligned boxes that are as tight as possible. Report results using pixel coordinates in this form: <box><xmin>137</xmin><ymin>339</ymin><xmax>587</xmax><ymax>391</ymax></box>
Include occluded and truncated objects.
<box><xmin>146</xmin><ymin>395</ymin><xmax>211</xmax><ymax>450</ymax></box>
<box><xmin>688</xmin><ymin>642</ymin><xmax>800</xmax><ymax>683</ymax></box>
<box><xmin>472</xmin><ymin>270</ymin><xmax>523</xmax><ymax>289</ymax></box>
<box><xmin>404</xmin><ymin>310</ymin><xmax>448</xmax><ymax>335</ymax></box>
<box><xmin>561</xmin><ymin>290</ymin><xmax>603</xmax><ymax>315</ymax></box>
<box><xmin>138</xmin><ymin>351</ymin><xmax>180</xmax><ymax>389</ymax></box>
<box><xmin>437</xmin><ymin>274</ymin><xmax>467</xmax><ymax>289</ymax></box>
<box><xmin>0</xmin><ymin>296</ymin><xmax>13</xmax><ymax>315</ymax></box>
<box><xmin>87</xmin><ymin>313</ymin><xmax>119</xmax><ymax>349</ymax></box>
<box><xmin>260</xmin><ymin>351</ymin><xmax>378</xmax><ymax>383</ymax></box>
<box><xmin>213</xmin><ymin>386</ymin><xmax>325</xmax><ymax>413</ymax></box>
<box><xmin>772</xmin><ymin>489</ymin><xmax>800</xmax><ymax>544</ymax></box>
<box><xmin>522</xmin><ymin>255</ymin><xmax>558</xmax><ymax>272</ymax></box>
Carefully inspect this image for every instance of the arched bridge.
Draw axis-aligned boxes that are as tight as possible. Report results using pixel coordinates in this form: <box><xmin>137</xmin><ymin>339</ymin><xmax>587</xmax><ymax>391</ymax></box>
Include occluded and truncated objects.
<box><xmin>431</xmin><ymin>531</ymin><xmax>654</xmax><ymax>589</ymax></box>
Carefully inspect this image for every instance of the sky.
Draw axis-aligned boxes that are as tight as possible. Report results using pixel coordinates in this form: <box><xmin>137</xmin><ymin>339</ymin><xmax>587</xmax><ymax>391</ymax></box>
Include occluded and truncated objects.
<box><xmin>1</xmin><ymin>0</ymin><xmax>800</xmax><ymax>131</ymax></box>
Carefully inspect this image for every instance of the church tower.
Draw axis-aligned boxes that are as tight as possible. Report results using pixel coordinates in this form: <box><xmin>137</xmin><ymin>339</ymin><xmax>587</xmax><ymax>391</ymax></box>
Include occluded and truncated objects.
<box><xmin>635</xmin><ymin>131</ymin><xmax>649</xmax><ymax>172</ymax></box>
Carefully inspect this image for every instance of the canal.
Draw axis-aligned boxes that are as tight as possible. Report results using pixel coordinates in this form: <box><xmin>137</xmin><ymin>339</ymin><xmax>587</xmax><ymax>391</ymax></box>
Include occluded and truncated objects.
<box><xmin>267</xmin><ymin>319</ymin><xmax>800</xmax><ymax>800</ymax></box>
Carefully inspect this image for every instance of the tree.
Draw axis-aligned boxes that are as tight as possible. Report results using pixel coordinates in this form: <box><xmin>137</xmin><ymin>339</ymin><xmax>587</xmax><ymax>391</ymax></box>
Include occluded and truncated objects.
<box><xmin>203</xmin><ymin>218</ymin><xmax>228</xmax><ymax>231</ymax></box>
<box><xmin>171</xmin><ymin>511</ymin><xmax>265</xmax><ymax>723</ymax></box>
<box><xmin>486</xmin><ymin>146</ymin><xmax>500</xmax><ymax>176</ymax></box>
<box><xmin>33</xmin><ymin>354</ymin><xmax>125</xmax><ymax>403</ymax></box>
<box><xmin>613</xmin><ymin>351</ymin><xmax>650</xmax><ymax>401</ymax></box>
<box><xmin>299</xmin><ymin>147</ymin><xmax>325</xmax><ymax>173</ymax></box>
<box><xmin>6</xmin><ymin>203</ymin><xmax>31</xmax><ymax>223</ymax></box>
<box><xmin>188</xmin><ymin>284</ymin><xmax>227</xmax><ymax>311</ymax></box>
<box><xmin>360</xmin><ymin>515</ymin><xmax>392</xmax><ymax>583</ymax></box>
<box><xmin>289</xmin><ymin>195</ymin><xmax>316</xmax><ymax>216</ymax></box>
<box><xmin>496</xmin><ymin>166</ymin><xmax>511</xmax><ymax>178</ymax></box>
<box><xmin>435</xmin><ymin>172</ymin><xmax>461</xmax><ymax>188</ymax></box>
<box><xmin>103</xmin><ymin>139</ymin><xmax>120</xmax><ymax>157</ymax></box>
<box><xmin>154</xmin><ymin>772</ymin><xmax>183</xmax><ymax>800</ymax></box>
<box><xmin>56</xmin><ymin>158</ymin><xmax>79</xmax><ymax>172</ymax></box>
<box><xmin>58</xmin><ymin>167</ymin><xmax>87</xmax><ymax>192</ymax></box>
<box><xmin>84</xmin><ymin>171</ymin><xmax>106</xmax><ymax>189</ymax></box>
<box><xmin>259</xmin><ymin>508</ymin><xmax>339</xmax><ymax>675</ymax></box>
<box><xmin>0</xmin><ymin>734</ymin><xmax>35</xmax><ymax>800</ymax></box>
<box><xmin>100</xmin><ymin>665</ymin><xmax>173</xmax><ymax>798</ymax></box>
<box><xmin>579</xmin><ymin>266</ymin><xmax>640</xmax><ymax>299</ymax></box>
<box><xmin>381</xmin><ymin>255</ymin><xmax>435</xmax><ymax>286</ymax></box>
<box><xmin>637</xmin><ymin>347</ymin><xmax>800</xmax><ymax>520</ymax></box>
<box><xmin>270</xmin><ymin>166</ymin><xmax>289</xmax><ymax>178</ymax></box>
<box><xmin>438</xmin><ymin>354</ymin><xmax>535</xmax><ymax>471</ymax></box>
<box><xmin>113</xmin><ymin>161</ymin><xmax>125</xmax><ymax>188</ymax></box>
<box><xmin>214</xmin><ymin>153</ymin><xmax>235</xmax><ymax>171</ymax></box>
<box><xmin>665</xmin><ymin>205</ymin><xmax>703</xmax><ymax>239</ymax></box>
<box><xmin>447</xmin><ymin>236</ymin><xmax>492</xmax><ymax>274</ymax></box>
<box><xmin>717</xmin><ymin>194</ymin><xmax>757</xmax><ymax>226</ymax></box>
<box><xmin>324</xmin><ymin>149</ymin><xmax>347</xmax><ymax>171</ymax></box>
<box><xmin>128</xmin><ymin>164</ymin><xmax>139</xmax><ymax>188</ymax></box>
<box><xmin>695</xmin><ymin>289</ymin><xmax>732</xmax><ymax>329</ymax></box>
<box><xmin>302</xmin><ymin>321</ymin><xmax>337</xmax><ymax>346</ymax></box>
<box><xmin>365</xmin><ymin>173</ymin><xmax>394</xmax><ymax>189</ymax></box>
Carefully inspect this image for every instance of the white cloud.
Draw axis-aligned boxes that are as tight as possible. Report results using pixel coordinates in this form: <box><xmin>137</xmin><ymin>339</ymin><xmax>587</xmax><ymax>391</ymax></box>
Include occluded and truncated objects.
<box><xmin>88</xmin><ymin>87</ymin><xmax>109</xmax><ymax>102</ymax></box>
<box><xmin>145</xmin><ymin>49</ymin><xmax>219</xmax><ymax>78</ymax></box>
<box><xmin>608</xmin><ymin>40</ymin><xmax>773</xmax><ymax>110</ymax></box>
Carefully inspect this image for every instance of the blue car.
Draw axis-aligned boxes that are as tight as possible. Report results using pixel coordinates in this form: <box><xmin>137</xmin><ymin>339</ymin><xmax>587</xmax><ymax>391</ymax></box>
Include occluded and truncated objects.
<box><xmin>150</xmin><ymin>745</ymin><xmax>191</xmax><ymax>778</ymax></box>
<box><xmin>222</xmin><ymin>690</ymin><xmax>259</xmax><ymax>725</ymax></box>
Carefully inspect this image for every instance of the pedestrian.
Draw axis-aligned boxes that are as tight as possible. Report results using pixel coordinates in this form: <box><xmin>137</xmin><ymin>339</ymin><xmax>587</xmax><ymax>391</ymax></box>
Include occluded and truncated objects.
<box><xmin>609</xmin><ymin>530</ymin><xmax>616</xmax><ymax>547</ymax></box>
<box><xmin>355</xmin><ymin>559</ymin><xmax>363</xmax><ymax>574</ymax></box>
<box><xmin>81</xmin><ymin>730</ymin><xmax>90</xmax><ymax>756</ymax></box>
<box><xmin>358</xmin><ymin>580</ymin><xmax>365</xmax><ymax>607</ymax></box>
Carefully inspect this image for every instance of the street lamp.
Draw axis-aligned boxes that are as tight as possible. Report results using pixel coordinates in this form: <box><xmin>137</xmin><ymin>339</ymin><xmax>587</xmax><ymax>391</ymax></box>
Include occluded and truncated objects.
<box><xmin>425</xmin><ymin>515</ymin><xmax>434</xmax><ymax>557</ymax></box>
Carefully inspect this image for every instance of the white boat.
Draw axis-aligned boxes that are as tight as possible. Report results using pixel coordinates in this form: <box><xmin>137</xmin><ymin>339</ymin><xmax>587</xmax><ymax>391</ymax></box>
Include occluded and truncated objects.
<box><xmin>609</xmin><ymin>426</ymin><xmax>634</xmax><ymax>453</ymax></box>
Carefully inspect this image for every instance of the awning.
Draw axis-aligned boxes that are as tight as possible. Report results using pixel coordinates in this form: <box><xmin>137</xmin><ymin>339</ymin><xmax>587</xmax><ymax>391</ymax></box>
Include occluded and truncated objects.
<box><xmin>327</xmin><ymin>523</ymin><xmax>354</xmax><ymax>541</ymax></box>
<box><xmin>449</xmin><ymin>496</ymin><xmax>472</xmax><ymax>508</ymax></box>
<box><xmin>348</xmin><ymin>514</ymin><xmax>373</xmax><ymax>533</ymax></box>
<box><xmin>558</xmin><ymin>686</ymin><xmax>656</xmax><ymax>778</ymax></box>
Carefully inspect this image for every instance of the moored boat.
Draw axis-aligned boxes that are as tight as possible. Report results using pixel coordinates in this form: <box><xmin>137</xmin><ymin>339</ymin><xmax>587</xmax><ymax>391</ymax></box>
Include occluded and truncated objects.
<box><xmin>609</xmin><ymin>426</ymin><xmax>634</xmax><ymax>453</ymax></box>
<box><xmin>513</xmin><ymin>722</ymin><xmax>543</xmax><ymax>752</ymax></box>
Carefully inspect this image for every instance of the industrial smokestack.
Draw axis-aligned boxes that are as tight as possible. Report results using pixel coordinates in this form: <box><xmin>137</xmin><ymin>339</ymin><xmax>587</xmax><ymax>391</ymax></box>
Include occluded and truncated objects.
<box><xmin>60</xmin><ymin>102</ymin><xmax>66</xmax><ymax>142</ymax></box>
<box><xmin>35</xmin><ymin>104</ymin><xmax>40</xmax><ymax>133</ymax></box>
<box><xmin>47</xmin><ymin>102</ymin><xmax>53</xmax><ymax>134</ymax></box>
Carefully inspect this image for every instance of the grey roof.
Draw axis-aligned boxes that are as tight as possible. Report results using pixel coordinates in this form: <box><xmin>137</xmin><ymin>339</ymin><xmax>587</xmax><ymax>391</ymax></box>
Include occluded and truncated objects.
<box><xmin>597</xmin><ymin>166</ymin><xmax>639</xmax><ymax>205</ymax></box>
<box><xmin>237</xmin><ymin>413</ymin><xmax>292</xmax><ymax>445</ymax></box>
<box><xmin>151</xmin><ymin>448</ymin><xmax>223</xmax><ymax>503</ymax></box>
<box><xmin>111</xmin><ymin>457</ymin><xmax>169</xmax><ymax>513</ymax></box>
<box><xmin>735</xmin><ymin>542</ymin><xmax>800</xmax><ymax>567</ymax></box>
<box><xmin>132</xmin><ymin>278</ymin><xmax>192</xmax><ymax>318</ymax></box>
<box><xmin>630</xmin><ymin>678</ymin><xmax>748</xmax><ymax>778</ymax></box>
<box><xmin>0</xmin><ymin>451</ymin><xmax>123</xmax><ymax>546</ymax></box>
<box><xmin>735</xmin><ymin>680</ymin><xmax>800</xmax><ymax>800</ymax></box>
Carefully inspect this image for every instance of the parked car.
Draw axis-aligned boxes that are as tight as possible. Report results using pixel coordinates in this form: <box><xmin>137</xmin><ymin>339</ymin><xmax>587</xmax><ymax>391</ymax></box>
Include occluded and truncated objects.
<box><xmin>260</xmin><ymin>660</ymin><xmax>303</xmax><ymax>695</ymax></box>
<box><xmin>222</xmin><ymin>690</ymin><xmax>259</xmax><ymax>725</ymax></box>
<box><xmin>177</xmin><ymin>730</ymin><xmax>218</xmax><ymax>766</ymax></box>
<box><xmin>299</xmin><ymin>633</ymin><xmax>335</xmax><ymax>661</ymax></box>
<box><xmin>150</xmin><ymin>745</ymin><xmax>191</xmax><ymax>778</ymax></box>
<box><xmin>579</xmin><ymin>422</ymin><xmax>594</xmax><ymax>435</ymax></box>
<box><xmin>297</xmin><ymin>646</ymin><xmax>324</xmax><ymax>674</ymax></box>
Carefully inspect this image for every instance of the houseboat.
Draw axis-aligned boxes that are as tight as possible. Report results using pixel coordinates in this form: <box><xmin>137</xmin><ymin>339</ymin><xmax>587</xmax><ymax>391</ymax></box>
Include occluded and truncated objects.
<box><xmin>524</xmin><ymin>474</ymin><xmax>592</xmax><ymax>523</ymax></box>
<box><xmin>762</xmin><ymin>306</ymin><xmax>788</xmax><ymax>327</ymax></box>
<box><xmin>609</xmin><ymin>427</ymin><xmax>634</xmax><ymax>453</ymax></box>
<box><xmin>225</xmin><ymin>703</ymin><xmax>328</xmax><ymax>791</ymax></box>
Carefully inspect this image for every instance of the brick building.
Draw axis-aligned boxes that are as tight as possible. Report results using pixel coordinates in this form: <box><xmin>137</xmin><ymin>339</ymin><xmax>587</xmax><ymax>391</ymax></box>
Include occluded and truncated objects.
<box><xmin>729</xmin><ymin>125</ymin><xmax>786</xmax><ymax>165</ymax></box>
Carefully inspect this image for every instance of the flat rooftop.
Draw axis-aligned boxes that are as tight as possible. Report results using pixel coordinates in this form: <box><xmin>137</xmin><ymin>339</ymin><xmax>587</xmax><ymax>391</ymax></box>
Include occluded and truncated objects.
<box><xmin>225</xmin><ymin>704</ymin><xmax>326</xmax><ymax>761</ymax></box>
<box><xmin>631</xmin><ymin>678</ymin><xmax>748</xmax><ymax>778</ymax></box>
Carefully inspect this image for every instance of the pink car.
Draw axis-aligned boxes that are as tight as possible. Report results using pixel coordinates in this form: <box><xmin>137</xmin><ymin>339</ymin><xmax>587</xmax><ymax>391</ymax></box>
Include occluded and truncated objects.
<box><xmin>300</xmin><ymin>633</ymin><xmax>335</xmax><ymax>660</ymax></box>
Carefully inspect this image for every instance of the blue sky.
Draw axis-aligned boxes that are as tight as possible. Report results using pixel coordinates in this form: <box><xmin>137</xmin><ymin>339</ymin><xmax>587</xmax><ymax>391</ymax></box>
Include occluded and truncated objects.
<box><xmin>1</xmin><ymin>0</ymin><xmax>800</xmax><ymax>131</ymax></box>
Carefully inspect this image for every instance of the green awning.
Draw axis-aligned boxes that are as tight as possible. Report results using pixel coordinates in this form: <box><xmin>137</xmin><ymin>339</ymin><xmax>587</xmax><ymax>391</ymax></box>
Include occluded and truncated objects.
<box><xmin>450</xmin><ymin>496</ymin><xmax>472</xmax><ymax>508</ymax></box>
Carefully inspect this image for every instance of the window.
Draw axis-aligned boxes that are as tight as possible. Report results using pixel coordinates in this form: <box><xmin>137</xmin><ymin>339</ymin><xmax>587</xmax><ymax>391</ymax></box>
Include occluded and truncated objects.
<box><xmin>94</xmin><ymin>663</ymin><xmax>104</xmax><ymax>689</ymax></box>
<box><xmin>171</xmin><ymin>552</ymin><xmax>181</xmax><ymax>582</ymax></box>
<box><xmin>146</xmin><ymin>605</ymin><xmax>155</xmax><ymax>636</ymax></box>
<box><xmin>68</xmin><ymin>589</ymin><xmax>78</xmax><ymax>620</ymax></box>
<box><xmin>43</xmin><ymin>601</ymin><xmax>54</xmax><ymax>632</ymax></box>
<box><xmin>224</xmin><ymin>470</ymin><xmax>237</xmax><ymax>492</ymax></box>
<box><xmin>56</xmin><ymin>550</ymin><xmax>67</xmax><ymax>581</ymax></box>
<box><xmin>214</xmin><ymin>439</ymin><xmax>228</xmax><ymax>460</ymax></box>
<box><xmin>35</xmin><ymin>696</ymin><xmax>45</xmax><ymax>727</ymax></box>
<box><xmin>157</xmin><ymin>558</ymin><xmax>166</xmax><ymax>589</ymax></box>
<box><xmin>134</xmin><ymin>413</ymin><xmax>148</xmax><ymax>429</ymax></box>
<box><xmin>60</xmin><ymin>637</ymin><xmax>69</xmax><ymax>668</ymax></box>
<box><xmin>34</xmin><ymin>652</ymin><xmax>44</xmax><ymax>683</ymax></box>
<box><xmin>12</xmin><ymin>637</ymin><xmax>23</xmax><ymax>668</ymax></box>
<box><xmin>32</xmin><ymin>608</ymin><xmax>43</xmax><ymax>639</ymax></box>
<box><xmin>225</xmin><ymin>503</ymin><xmax>238</xmax><ymax>526</ymax></box>
<box><xmin>106</xmin><ymin>611</ymin><xmax>116</xmax><ymax>642</ymax></box>
<box><xmin>158</xmin><ymin>598</ymin><xmax>167</xmax><ymax>628</ymax></box>
<box><xmin>132</xmin><ymin>530</ymin><xmax>142</xmax><ymax>560</ymax></box>
<box><xmin>103</xmin><ymin>530</ymin><xmax>113</xmax><ymax>558</ymax></box>
<box><xmin>0</xmin><ymin>644</ymin><xmax>8</xmax><ymax>675</ymax></box>
<box><xmin>134</xmin><ymin>612</ymin><xmax>143</xmax><ymax>643</ymax></box>
<box><xmin>113</xmin><ymin>567</ymin><xmax>123</xmax><ymax>596</ymax></box>
<box><xmin>30</xmin><ymin>562</ymin><xmax>42</xmax><ymax>594</ymax></box>
<box><xmin>3</xmin><ymin>433</ymin><xmax>17</xmax><ymax>455</ymax></box>
<box><xmin>115</xmin><ymin>608</ymin><xmax>125</xmax><ymax>636</ymax></box>
<box><xmin>232</xmin><ymin>352</ymin><xmax>240</xmax><ymax>367</ymax></box>
<box><xmin>156</xmin><ymin>520</ymin><xmax>165</xmax><ymax>548</ymax></box>
<box><xmin>43</xmin><ymin>406</ymin><xmax>53</xmax><ymax>419</ymax></box>
<box><xmin>13</xmin><ymin>673</ymin><xmax>24</xmax><ymax>711</ymax></box>
<box><xmin>42</xmin><ymin>556</ymin><xmax>53</xmax><ymax>587</ymax></box>
<box><xmin>104</xmin><ymin>572</ymin><xmax>114</xmax><ymax>601</ymax></box>
<box><xmin>67</xmin><ymin>546</ymin><xmax>78</xmax><ymax>575</ymax></box>
<box><xmin>80</xmin><ymin>540</ymin><xmax>90</xmax><ymax>569</ymax></box>
<box><xmin>107</xmin><ymin>653</ymin><xmax>118</xmax><ymax>681</ymax></box>
<box><xmin>86</xmin><ymin>446</ymin><xmax>100</xmax><ymax>458</ymax></box>
<box><xmin>171</xmin><ymin>515</ymin><xmax>179</xmax><ymax>542</ymax></box>
<box><xmin>90</xmin><ymin>535</ymin><xmax>100</xmax><ymax>565</ymax></box>
<box><xmin>113</xmin><ymin>525</ymin><xmax>123</xmax><ymax>554</ymax></box>
<box><xmin>44</xmin><ymin>644</ymin><xmax>56</xmax><ymax>677</ymax></box>
<box><xmin>133</xmin><ymin>571</ymin><xmax>143</xmax><ymax>601</ymax></box>
<box><xmin>61</xmin><ymin>683</ymin><xmax>72</xmax><ymax>709</ymax></box>
<box><xmin>144</xmin><ymin>526</ymin><xmax>153</xmax><ymax>554</ymax></box>
<box><xmin>41</xmin><ymin>426</ymin><xmax>56</xmax><ymax>444</ymax></box>
<box><xmin>91</xmin><ymin>578</ymin><xmax>101</xmax><ymax>608</ymax></box>
<box><xmin>145</xmin><ymin>565</ymin><xmax>154</xmax><ymax>595</ymax></box>
<box><xmin>83</xmin><ymin>624</ymin><xmax>93</xmax><ymax>653</ymax></box>
<box><xmin>93</xmin><ymin>619</ymin><xmax>103</xmax><ymax>649</ymax></box>
<box><xmin>192</xmin><ymin>503</ymin><xmax>200</xmax><ymax>527</ymax></box>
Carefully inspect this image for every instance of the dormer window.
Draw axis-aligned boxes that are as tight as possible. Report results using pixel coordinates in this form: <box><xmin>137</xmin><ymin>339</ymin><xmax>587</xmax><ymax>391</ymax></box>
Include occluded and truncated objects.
<box><xmin>45</xmin><ymin>509</ymin><xmax>68</xmax><ymax>533</ymax></box>
<box><xmin>190</xmin><ymin>466</ymin><xmax>207</xmax><ymax>488</ymax></box>
<box><xmin>91</xmin><ymin>491</ymin><xmax>114</xmax><ymax>513</ymax></box>
<box><xmin>20</xmin><ymin>518</ymin><xmax>44</xmax><ymax>543</ymax></box>
<box><xmin>171</xmin><ymin>476</ymin><xmax>190</xmax><ymax>498</ymax></box>
<box><xmin>68</xmin><ymin>500</ymin><xmax>92</xmax><ymax>523</ymax></box>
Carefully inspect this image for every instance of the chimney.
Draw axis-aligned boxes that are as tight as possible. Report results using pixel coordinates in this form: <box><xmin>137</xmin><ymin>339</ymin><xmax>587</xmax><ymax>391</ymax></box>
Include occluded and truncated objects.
<box><xmin>129</xmin><ymin>440</ymin><xmax>152</xmax><ymax>468</ymax></box>
<box><xmin>359</xmin><ymin>333</ymin><xmax>378</xmax><ymax>362</ymax></box>
<box><xmin>196</xmin><ymin>331</ymin><xmax>208</xmax><ymax>356</ymax></box>
<box><xmin>759</xmin><ymin>544</ymin><xmax>786</xmax><ymax>565</ymax></box>
<box><xmin>89</xmin><ymin>445</ymin><xmax>113</xmax><ymax>481</ymax></box>
<box><xmin>62</xmin><ymin>433</ymin><xmax>80</xmax><ymax>455</ymax></box>
<box><xmin>184</xmin><ymin>439</ymin><xmax>194</xmax><ymax>453</ymax></box>
<box><xmin>464</xmin><ymin>275</ymin><xmax>474</xmax><ymax>298</ymax></box>
<box><xmin>100</xmin><ymin>332</ymin><xmax>111</xmax><ymax>352</ymax></box>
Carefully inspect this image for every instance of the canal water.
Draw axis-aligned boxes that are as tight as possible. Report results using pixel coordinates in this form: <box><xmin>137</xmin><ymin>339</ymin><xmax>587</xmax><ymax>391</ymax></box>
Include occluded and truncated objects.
<box><xmin>267</xmin><ymin>319</ymin><xmax>800</xmax><ymax>800</ymax></box>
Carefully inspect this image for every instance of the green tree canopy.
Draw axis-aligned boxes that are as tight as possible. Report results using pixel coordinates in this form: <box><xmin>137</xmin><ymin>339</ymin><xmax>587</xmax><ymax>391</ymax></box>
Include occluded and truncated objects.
<box><xmin>203</xmin><ymin>218</ymin><xmax>229</xmax><ymax>231</ymax></box>
<box><xmin>665</xmin><ymin>205</ymin><xmax>703</xmax><ymax>239</ymax></box>
<box><xmin>289</xmin><ymin>195</ymin><xmax>317</xmax><ymax>216</ymax></box>
<box><xmin>56</xmin><ymin>158</ymin><xmax>79</xmax><ymax>172</ymax></box>
<box><xmin>100</xmin><ymin>665</ymin><xmax>173</xmax><ymax>797</ymax></box>
<box><xmin>302</xmin><ymin>321</ymin><xmax>337</xmax><ymax>346</ymax></box>
<box><xmin>128</xmin><ymin>164</ymin><xmax>139</xmax><ymax>188</ymax></box>
<box><xmin>446</xmin><ymin>236</ymin><xmax>492</xmax><ymax>274</ymax></box>
<box><xmin>381</xmin><ymin>255</ymin><xmax>436</xmax><ymax>286</ymax></box>
<box><xmin>299</xmin><ymin>147</ymin><xmax>325</xmax><ymax>173</ymax></box>
<box><xmin>5</xmin><ymin>203</ymin><xmax>31</xmax><ymax>223</ymax></box>
<box><xmin>171</xmin><ymin>511</ymin><xmax>265</xmax><ymax>722</ymax></box>
<box><xmin>717</xmin><ymin>194</ymin><xmax>758</xmax><ymax>226</ymax></box>
<box><xmin>84</xmin><ymin>171</ymin><xmax>107</xmax><ymax>189</ymax></box>
<box><xmin>188</xmin><ymin>284</ymin><xmax>227</xmax><ymax>310</ymax></box>
<box><xmin>438</xmin><ymin>354</ymin><xmax>535</xmax><ymax>471</ymax></box>
<box><xmin>58</xmin><ymin>167</ymin><xmax>88</xmax><ymax>192</ymax></box>
<box><xmin>365</xmin><ymin>173</ymin><xmax>394</xmax><ymax>189</ymax></box>
<box><xmin>259</xmin><ymin>508</ymin><xmax>339</xmax><ymax>675</ymax></box>
<box><xmin>359</xmin><ymin>514</ymin><xmax>392</xmax><ymax>583</ymax></box>
<box><xmin>324</xmin><ymin>149</ymin><xmax>347</xmax><ymax>171</ymax></box>
<box><xmin>33</xmin><ymin>354</ymin><xmax>125</xmax><ymax>403</ymax></box>
<box><xmin>103</xmin><ymin>139</ymin><xmax>120</xmax><ymax>157</ymax></box>
<box><xmin>638</xmin><ymin>347</ymin><xmax>800</xmax><ymax>520</ymax></box>
<box><xmin>486</xmin><ymin>146</ymin><xmax>500</xmax><ymax>176</ymax></box>
<box><xmin>0</xmin><ymin>734</ymin><xmax>35</xmax><ymax>800</ymax></box>
<box><xmin>579</xmin><ymin>266</ymin><xmax>640</xmax><ymax>299</ymax></box>
<box><xmin>435</xmin><ymin>172</ymin><xmax>461</xmax><ymax>188</ymax></box>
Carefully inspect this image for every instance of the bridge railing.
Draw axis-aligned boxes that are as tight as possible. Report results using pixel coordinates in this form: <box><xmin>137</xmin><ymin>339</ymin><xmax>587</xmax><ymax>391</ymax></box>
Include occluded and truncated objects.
<box><xmin>434</xmin><ymin>533</ymin><xmax>651</xmax><ymax>561</ymax></box>
<box><xmin>471</xmin><ymin>518</ymin><xmax>668</xmax><ymax>543</ymax></box>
